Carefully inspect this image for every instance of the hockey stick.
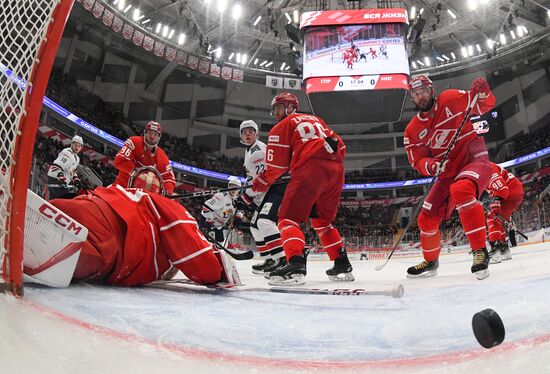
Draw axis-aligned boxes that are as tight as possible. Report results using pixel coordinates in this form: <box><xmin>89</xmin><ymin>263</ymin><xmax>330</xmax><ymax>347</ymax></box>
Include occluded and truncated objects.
<box><xmin>204</xmin><ymin>230</ymin><xmax>254</xmax><ymax>260</ymax></box>
<box><xmin>169</xmin><ymin>176</ymin><xmax>290</xmax><ymax>200</ymax></box>
<box><xmin>149</xmin><ymin>279</ymin><xmax>404</xmax><ymax>298</ymax></box>
<box><xmin>482</xmin><ymin>203</ymin><xmax>528</xmax><ymax>240</ymax></box>
<box><xmin>375</xmin><ymin>93</ymin><xmax>480</xmax><ymax>272</ymax></box>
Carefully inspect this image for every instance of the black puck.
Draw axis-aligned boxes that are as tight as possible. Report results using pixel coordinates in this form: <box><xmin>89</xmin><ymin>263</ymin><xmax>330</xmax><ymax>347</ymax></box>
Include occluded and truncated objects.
<box><xmin>472</xmin><ymin>308</ymin><xmax>505</xmax><ymax>349</ymax></box>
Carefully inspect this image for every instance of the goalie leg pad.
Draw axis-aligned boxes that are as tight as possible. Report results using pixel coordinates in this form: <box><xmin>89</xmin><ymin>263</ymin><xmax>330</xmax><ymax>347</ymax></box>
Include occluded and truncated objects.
<box><xmin>215</xmin><ymin>249</ymin><xmax>242</xmax><ymax>286</ymax></box>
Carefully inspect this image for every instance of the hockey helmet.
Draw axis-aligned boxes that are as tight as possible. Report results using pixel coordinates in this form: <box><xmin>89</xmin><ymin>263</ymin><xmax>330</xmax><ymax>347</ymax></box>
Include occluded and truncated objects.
<box><xmin>408</xmin><ymin>75</ymin><xmax>433</xmax><ymax>95</ymax></box>
<box><xmin>128</xmin><ymin>166</ymin><xmax>164</xmax><ymax>194</ymax></box>
<box><xmin>71</xmin><ymin>135</ymin><xmax>84</xmax><ymax>145</ymax></box>
<box><xmin>270</xmin><ymin>92</ymin><xmax>299</xmax><ymax>116</ymax></box>
<box><xmin>144</xmin><ymin>121</ymin><xmax>162</xmax><ymax>134</ymax></box>
<box><xmin>239</xmin><ymin>120</ymin><xmax>258</xmax><ymax>134</ymax></box>
<box><xmin>227</xmin><ymin>176</ymin><xmax>242</xmax><ymax>188</ymax></box>
<box><xmin>472</xmin><ymin>120</ymin><xmax>490</xmax><ymax>134</ymax></box>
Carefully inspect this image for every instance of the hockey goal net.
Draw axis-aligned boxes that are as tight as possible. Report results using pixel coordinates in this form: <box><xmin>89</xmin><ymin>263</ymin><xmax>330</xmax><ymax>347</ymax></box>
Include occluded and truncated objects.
<box><xmin>0</xmin><ymin>0</ymin><xmax>74</xmax><ymax>296</ymax></box>
<box><xmin>330</xmin><ymin>51</ymin><xmax>344</xmax><ymax>63</ymax></box>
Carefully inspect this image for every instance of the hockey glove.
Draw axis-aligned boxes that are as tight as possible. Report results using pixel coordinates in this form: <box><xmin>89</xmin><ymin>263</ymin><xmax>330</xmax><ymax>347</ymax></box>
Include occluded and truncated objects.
<box><xmin>72</xmin><ymin>176</ymin><xmax>83</xmax><ymax>190</ymax></box>
<box><xmin>426</xmin><ymin>159</ymin><xmax>448</xmax><ymax>177</ymax></box>
<box><xmin>470</xmin><ymin>78</ymin><xmax>490</xmax><ymax>99</ymax></box>
<box><xmin>57</xmin><ymin>172</ymin><xmax>68</xmax><ymax>188</ymax></box>
<box><xmin>252</xmin><ymin>172</ymin><xmax>271</xmax><ymax>193</ymax></box>
<box><xmin>235</xmin><ymin>193</ymin><xmax>256</xmax><ymax>212</ymax></box>
<box><xmin>489</xmin><ymin>198</ymin><xmax>502</xmax><ymax>218</ymax></box>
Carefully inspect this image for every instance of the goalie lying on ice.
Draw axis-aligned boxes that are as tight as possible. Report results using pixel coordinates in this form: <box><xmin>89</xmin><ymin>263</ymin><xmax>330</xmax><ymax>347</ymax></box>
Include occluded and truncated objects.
<box><xmin>22</xmin><ymin>185</ymin><xmax>239</xmax><ymax>287</ymax></box>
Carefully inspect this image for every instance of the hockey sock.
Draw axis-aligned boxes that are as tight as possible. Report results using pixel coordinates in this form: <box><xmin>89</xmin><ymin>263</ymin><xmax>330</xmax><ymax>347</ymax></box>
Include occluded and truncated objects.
<box><xmin>487</xmin><ymin>217</ymin><xmax>506</xmax><ymax>242</ymax></box>
<box><xmin>311</xmin><ymin>219</ymin><xmax>343</xmax><ymax>260</ymax></box>
<box><xmin>250</xmin><ymin>226</ymin><xmax>270</xmax><ymax>258</ymax></box>
<box><xmin>451</xmin><ymin>179</ymin><xmax>487</xmax><ymax>250</ymax></box>
<box><xmin>418</xmin><ymin>212</ymin><xmax>442</xmax><ymax>262</ymax></box>
<box><xmin>277</xmin><ymin>218</ymin><xmax>305</xmax><ymax>259</ymax></box>
<box><xmin>257</xmin><ymin>218</ymin><xmax>284</xmax><ymax>259</ymax></box>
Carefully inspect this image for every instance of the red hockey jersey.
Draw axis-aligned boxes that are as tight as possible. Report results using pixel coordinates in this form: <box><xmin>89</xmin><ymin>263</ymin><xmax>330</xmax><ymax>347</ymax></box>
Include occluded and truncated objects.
<box><xmin>114</xmin><ymin>136</ymin><xmax>176</xmax><ymax>193</ymax></box>
<box><xmin>262</xmin><ymin>113</ymin><xmax>346</xmax><ymax>184</ymax></box>
<box><xmin>404</xmin><ymin>89</ymin><xmax>496</xmax><ymax>178</ymax></box>
<box><xmin>486</xmin><ymin>162</ymin><xmax>524</xmax><ymax>199</ymax></box>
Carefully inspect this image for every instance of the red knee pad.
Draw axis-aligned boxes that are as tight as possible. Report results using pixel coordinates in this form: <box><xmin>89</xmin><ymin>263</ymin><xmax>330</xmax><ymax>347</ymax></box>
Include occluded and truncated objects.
<box><xmin>450</xmin><ymin>178</ymin><xmax>477</xmax><ymax>207</ymax></box>
<box><xmin>311</xmin><ymin>218</ymin><xmax>343</xmax><ymax>260</ymax></box>
<box><xmin>450</xmin><ymin>179</ymin><xmax>486</xmax><ymax>250</ymax></box>
<box><xmin>277</xmin><ymin>219</ymin><xmax>305</xmax><ymax>259</ymax></box>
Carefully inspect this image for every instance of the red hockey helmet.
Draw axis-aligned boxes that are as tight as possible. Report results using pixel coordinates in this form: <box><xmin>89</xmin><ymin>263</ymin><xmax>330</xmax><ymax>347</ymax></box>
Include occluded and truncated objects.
<box><xmin>270</xmin><ymin>92</ymin><xmax>299</xmax><ymax>116</ymax></box>
<box><xmin>408</xmin><ymin>75</ymin><xmax>433</xmax><ymax>94</ymax></box>
<box><xmin>144</xmin><ymin>121</ymin><xmax>162</xmax><ymax>134</ymax></box>
<box><xmin>128</xmin><ymin>166</ymin><xmax>164</xmax><ymax>194</ymax></box>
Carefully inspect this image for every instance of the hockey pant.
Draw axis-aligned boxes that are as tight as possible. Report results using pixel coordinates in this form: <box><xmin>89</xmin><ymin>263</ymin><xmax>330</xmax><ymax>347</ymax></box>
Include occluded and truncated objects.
<box><xmin>419</xmin><ymin>179</ymin><xmax>487</xmax><ymax>261</ymax></box>
<box><xmin>277</xmin><ymin>218</ymin><xmax>343</xmax><ymax>260</ymax></box>
<box><xmin>487</xmin><ymin>194</ymin><xmax>523</xmax><ymax>242</ymax></box>
<box><xmin>250</xmin><ymin>196</ymin><xmax>284</xmax><ymax>260</ymax></box>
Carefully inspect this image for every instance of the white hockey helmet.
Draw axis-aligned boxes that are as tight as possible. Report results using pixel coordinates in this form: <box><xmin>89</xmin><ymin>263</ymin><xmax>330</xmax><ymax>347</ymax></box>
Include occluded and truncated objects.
<box><xmin>239</xmin><ymin>120</ymin><xmax>258</xmax><ymax>134</ymax></box>
<box><xmin>72</xmin><ymin>135</ymin><xmax>84</xmax><ymax>145</ymax></box>
<box><xmin>227</xmin><ymin>176</ymin><xmax>242</xmax><ymax>188</ymax></box>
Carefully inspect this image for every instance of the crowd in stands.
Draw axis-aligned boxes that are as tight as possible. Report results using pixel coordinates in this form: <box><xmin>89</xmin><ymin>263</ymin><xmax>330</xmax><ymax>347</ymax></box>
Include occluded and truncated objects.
<box><xmin>494</xmin><ymin>125</ymin><xmax>550</xmax><ymax>162</ymax></box>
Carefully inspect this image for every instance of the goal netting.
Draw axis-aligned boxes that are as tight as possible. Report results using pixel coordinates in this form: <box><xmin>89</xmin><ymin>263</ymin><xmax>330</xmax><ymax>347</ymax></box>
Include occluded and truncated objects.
<box><xmin>0</xmin><ymin>0</ymin><xmax>74</xmax><ymax>296</ymax></box>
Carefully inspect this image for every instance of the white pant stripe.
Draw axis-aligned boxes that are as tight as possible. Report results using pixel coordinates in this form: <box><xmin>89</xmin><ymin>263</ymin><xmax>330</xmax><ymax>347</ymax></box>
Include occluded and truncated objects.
<box><xmin>465</xmin><ymin>226</ymin><xmax>485</xmax><ymax>235</ymax></box>
<box><xmin>457</xmin><ymin>199</ymin><xmax>477</xmax><ymax>211</ymax></box>
<box><xmin>172</xmin><ymin>246</ymin><xmax>212</xmax><ymax>265</ymax></box>
<box><xmin>323</xmin><ymin>240</ymin><xmax>342</xmax><ymax>249</ymax></box>
<box><xmin>283</xmin><ymin>238</ymin><xmax>305</xmax><ymax>245</ymax></box>
<box><xmin>422</xmin><ymin>247</ymin><xmax>440</xmax><ymax>253</ymax></box>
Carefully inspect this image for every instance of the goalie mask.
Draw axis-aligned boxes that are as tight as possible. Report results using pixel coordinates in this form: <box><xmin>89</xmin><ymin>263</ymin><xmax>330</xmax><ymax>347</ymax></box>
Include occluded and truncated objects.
<box><xmin>472</xmin><ymin>120</ymin><xmax>489</xmax><ymax>134</ymax></box>
<box><xmin>128</xmin><ymin>166</ymin><xmax>164</xmax><ymax>194</ymax></box>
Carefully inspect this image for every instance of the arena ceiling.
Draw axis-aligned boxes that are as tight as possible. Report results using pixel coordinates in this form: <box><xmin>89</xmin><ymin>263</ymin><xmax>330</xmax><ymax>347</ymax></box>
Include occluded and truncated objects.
<box><xmin>75</xmin><ymin>0</ymin><xmax>550</xmax><ymax>76</ymax></box>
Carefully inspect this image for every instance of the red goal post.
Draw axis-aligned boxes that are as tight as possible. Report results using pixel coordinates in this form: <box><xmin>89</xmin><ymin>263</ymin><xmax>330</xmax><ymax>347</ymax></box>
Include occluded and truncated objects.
<box><xmin>0</xmin><ymin>0</ymin><xmax>74</xmax><ymax>296</ymax></box>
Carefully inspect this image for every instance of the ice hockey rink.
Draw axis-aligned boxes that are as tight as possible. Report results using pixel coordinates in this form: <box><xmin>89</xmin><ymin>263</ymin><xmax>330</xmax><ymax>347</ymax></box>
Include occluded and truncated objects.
<box><xmin>1</xmin><ymin>241</ymin><xmax>550</xmax><ymax>374</ymax></box>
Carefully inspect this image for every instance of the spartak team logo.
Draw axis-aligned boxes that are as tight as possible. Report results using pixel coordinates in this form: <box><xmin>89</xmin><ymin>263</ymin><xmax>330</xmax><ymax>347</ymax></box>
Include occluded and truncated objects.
<box><xmin>428</xmin><ymin>129</ymin><xmax>457</xmax><ymax>149</ymax></box>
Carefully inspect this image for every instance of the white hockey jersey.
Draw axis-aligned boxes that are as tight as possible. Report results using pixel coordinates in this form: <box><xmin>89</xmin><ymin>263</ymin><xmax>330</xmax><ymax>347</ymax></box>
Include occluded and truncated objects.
<box><xmin>47</xmin><ymin>147</ymin><xmax>80</xmax><ymax>182</ymax></box>
<box><xmin>201</xmin><ymin>192</ymin><xmax>236</xmax><ymax>228</ymax></box>
<box><xmin>243</xmin><ymin>139</ymin><xmax>267</xmax><ymax>205</ymax></box>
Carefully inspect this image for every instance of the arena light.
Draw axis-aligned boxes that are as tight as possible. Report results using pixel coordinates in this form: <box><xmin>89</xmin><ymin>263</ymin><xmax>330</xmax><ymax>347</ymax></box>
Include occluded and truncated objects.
<box><xmin>436</xmin><ymin>56</ymin><xmax>444</xmax><ymax>62</ymax></box>
<box><xmin>236</xmin><ymin>53</ymin><xmax>241</xmax><ymax>63</ymax></box>
<box><xmin>156</xmin><ymin>23</ymin><xmax>162</xmax><ymax>34</ymax></box>
<box><xmin>265</xmin><ymin>61</ymin><xmax>273</xmax><ymax>67</ymax></box>
<box><xmin>486</xmin><ymin>39</ymin><xmax>495</xmax><ymax>49</ymax></box>
<box><xmin>141</xmin><ymin>18</ymin><xmax>150</xmax><ymax>25</ymax></box>
<box><xmin>117</xmin><ymin>0</ymin><xmax>125</xmax><ymax>11</ymax></box>
<box><xmin>123</xmin><ymin>4</ymin><xmax>131</xmax><ymax>13</ymax></box>
<box><xmin>217</xmin><ymin>0</ymin><xmax>227</xmax><ymax>13</ymax></box>
<box><xmin>467</xmin><ymin>0</ymin><xmax>477</xmax><ymax>11</ymax></box>
<box><xmin>521</xmin><ymin>25</ymin><xmax>528</xmax><ymax>34</ymax></box>
<box><xmin>410</xmin><ymin>6</ymin><xmax>416</xmax><ymax>20</ymax></box>
<box><xmin>500</xmin><ymin>33</ymin><xmax>506</xmax><ymax>45</ymax></box>
<box><xmin>168</xmin><ymin>29</ymin><xmax>175</xmax><ymax>39</ymax></box>
<box><xmin>280</xmin><ymin>62</ymin><xmax>286</xmax><ymax>70</ymax></box>
<box><xmin>253</xmin><ymin>15</ymin><xmax>262</xmax><ymax>26</ymax></box>
<box><xmin>132</xmin><ymin>8</ymin><xmax>141</xmax><ymax>21</ymax></box>
<box><xmin>548</xmin><ymin>10</ymin><xmax>550</xmax><ymax>19</ymax></box>
<box><xmin>419</xmin><ymin>8</ymin><xmax>424</xmax><ymax>15</ymax></box>
<box><xmin>517</xmin><ymin>25</ymin><xmax>524</xmax><ymax>37</ymax></box>
<box><xmin>424</xmin><ymin>56</ymin><xmax>430</xmax><ymax>66</ymax></box>
<box><xmin>416</xmin><ymin>59</ymin><xmax>424</xmax><ymax>66</ymax></box>
<box><xmin>241</xmin><ymin>54</ymin><xmax>248</xmax><ymax>65</ymax></box>
<box><xmin>461</xmin><ymin>47</ymin><xmax>468</xmax><ymax>58</ymax></box>
<box><xmin>451</xmin><ymin>52</ymin><xmax>456</xmax><ymax>59</ymax></box>
<box><xmin>254</xmin><ymin>58</ymin><xmax>258</xmax><ymax>65</ymax></box>
<box><xmin>259</xmin><ymin>60</ymin><xmax>268</xmax><ymax>67</ymax></box>
<box><xmin>178</xmin><ymin>33</ymin><xmax>186</xmax><ymax>45</ymax></box>
<box><xmin>476</xmin><ymin>44</ymin><xmax>482</xmax><ymax>53</ymax></box>
<box><xmin>162</xmin><ymin>25</ymin><xmax>169</xmax><ymax>38</ymax></box>
<box><xmin>468</xmin><ymin>45</ymin><xmax>474</xmax><ymax>56</ymax></box>
<box><xmin>232</xmin><ymin>4</ymin><xmax>242</xmax><ymax>20</ymax></box>
<box><xmin>293</xmin><ymin>10</ymin><xmax>299</xmax><ymax>23</ymax></box>
<box><xmin>285</xmin><ymin>66</ymin><xmax>290</xmax><ymax>71</ymax></box>
<box><xmin>285</xmin><ymin>12</ymin><xmax>292</xmax><ymax>24</ymax></box>
<box><xmin>510</xmin><ymin>30</ymin><xmax>516</xmax><ymax>40</ymax></box>
<box><xmin>215</xmin><ymin>47</ymin><xmax>222</xmax><ymax>58</ymax></box>
<box><xmin>113</xmin><ymin>0</ymin><xmax>119</xmax><ymax>5</ymax></box>
<box><xmin>412</xmin><ymin>61</ymin><xmax>417</xmax><ymax>69</ymax></box>
<box><xmin>447</xmin><ymin>9</ymin><xmax>456</xmax><ymax>19</ymax></box>
<box><xmin>442</xmin><ymin>54</ymin><xmax>450</xmax><ymax>61</ymax></box>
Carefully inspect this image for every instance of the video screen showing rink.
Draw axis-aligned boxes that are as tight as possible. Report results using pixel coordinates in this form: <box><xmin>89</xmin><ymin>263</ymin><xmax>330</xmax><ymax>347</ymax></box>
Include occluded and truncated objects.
<box><xmin>303</xmin><ymin>23</ymin><xmax>409</xmax><ymax>78</ymax></box>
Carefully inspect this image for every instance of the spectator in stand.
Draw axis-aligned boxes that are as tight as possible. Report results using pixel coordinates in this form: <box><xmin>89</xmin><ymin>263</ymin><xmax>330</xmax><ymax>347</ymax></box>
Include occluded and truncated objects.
<box><xmin>114</xmin><ymin>121</ymin><xmax>176</xmax><ymax>195</ymax></box>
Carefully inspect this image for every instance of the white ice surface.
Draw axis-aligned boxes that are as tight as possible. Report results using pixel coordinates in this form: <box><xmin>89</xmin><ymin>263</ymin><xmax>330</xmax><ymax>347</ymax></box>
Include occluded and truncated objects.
<box><xmin>2</xmin><ymin>242</ymin><xmax>550</xmax><ymax>373</ymax></box>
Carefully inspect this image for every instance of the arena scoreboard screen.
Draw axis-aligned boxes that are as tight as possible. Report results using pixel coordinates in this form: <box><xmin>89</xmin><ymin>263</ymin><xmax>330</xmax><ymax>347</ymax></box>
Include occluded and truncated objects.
<box><xmin>300</xmin><ymin>9</ymin><xmax>410</xmax><ymax>124</ymax></box>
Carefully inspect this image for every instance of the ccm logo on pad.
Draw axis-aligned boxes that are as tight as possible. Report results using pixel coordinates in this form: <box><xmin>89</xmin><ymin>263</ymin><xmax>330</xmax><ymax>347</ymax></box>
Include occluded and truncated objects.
<box><xmin>39</xmin><ymin>204</ymin><xmax>84</xmax><ymax>235</ymax></box>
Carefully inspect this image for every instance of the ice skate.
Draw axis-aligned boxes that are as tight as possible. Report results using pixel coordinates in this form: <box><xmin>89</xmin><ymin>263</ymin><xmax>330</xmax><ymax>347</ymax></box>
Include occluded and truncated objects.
<box><xmin>326</xmin><ymin>250</ymin><xmax>354</xmax><ymax>282</ymax></box>
<box><xmin>252</xmin><ymin>259</ymin><xmax>275</xmax><ymax>275</ymax></box>
<box><xmin>406</xmin><ymin>259</ymin><xmax>439</xmax><ymax>278</ymax></box>
<box><xmin>500</xmin><ymin>242</ymin><xmax>512</xmax><ymax>261</ymax></box>
<box><xmin>489</xmin><ymin>242</ymin><xmax>502</xmax><ymax>264</ymax></box>
<box><xmin>267</xmin><ymin>255</ymin><xmax>306</xmax><ymax>286</ymax></box>
<box><xmin>471</xmin><ymin>248</ymin><xmax>490</xmax><ymax>280</ymax></box>
<box><xmin>263</xmin><ymin>256</ymin><xmax>287</xmax><ymax>278</ymax></box>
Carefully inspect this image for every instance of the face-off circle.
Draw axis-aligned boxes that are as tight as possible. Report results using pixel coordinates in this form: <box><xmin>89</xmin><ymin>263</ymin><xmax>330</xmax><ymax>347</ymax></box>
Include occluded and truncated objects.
<box><xmin>472</xmin><ymin>308</ymin><xmax>505</xmax><ymax>349</ymax></box>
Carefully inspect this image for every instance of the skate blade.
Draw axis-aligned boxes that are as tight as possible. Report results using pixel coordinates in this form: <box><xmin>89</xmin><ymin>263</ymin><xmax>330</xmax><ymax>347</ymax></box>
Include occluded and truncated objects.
<box><xmin>327</xmin><ymin>273</ymin><xmax>355</xmax><ymax>282</ymax></box>
<box><xmin>268</xmin><ymin>274</ymin><xmax>306</xmax><ymax>286</ymax></box>
<box><xmin>475</xmin><ymin>269</ymin><xmax>489</xmax><ymax>280</ymax></box>
<box><xmin>406</xmin><ymin>270</ymin><xmax>438</xmax><ymax>279</ymax></box>
<box><xmin>501</xmin><ymin>255</ymin><xmax>512</xmax><ymax>261</ymax></box>
<box><xmin>252</xmin><ymin>269</ymin><xmax>266</xmax><ymax>275</ymax></box>
<box><xmin>489</xmin><ymin>256</ymin><xmax>502</xmax><ymax>264</ymax></box>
